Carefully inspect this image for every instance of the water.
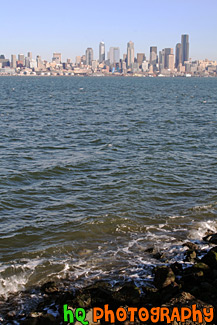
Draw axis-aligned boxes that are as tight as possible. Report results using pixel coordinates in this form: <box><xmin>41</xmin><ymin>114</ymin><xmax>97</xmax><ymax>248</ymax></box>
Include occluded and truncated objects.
<box><xmin>0</xmin><ymin>76</ymin><xmax>217</xmax><ymax>299</ymax></box>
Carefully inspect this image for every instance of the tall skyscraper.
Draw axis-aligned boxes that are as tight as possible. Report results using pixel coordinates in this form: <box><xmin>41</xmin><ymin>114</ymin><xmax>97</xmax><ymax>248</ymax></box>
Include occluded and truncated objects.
<box><xmin>109</xmin><ymin>47</ymin><xmax>120</xmax><ymax>64</ymax></box>
<box><xmin>99</xmin><ymin>42</ymin><xmax>105</xmax><ymax>63</ymax></box>
<box><xmin>11</xmin><ymin>55</ymin><xmax>16</xmax><ymax>68</ymax></box>
<box><xmin>150</xmin><ymin>47</ymin><xmax>157</xmax><ymax>67</ymax></box>
<box><xmin>181</xmin><ymin>34</ymin><xmax>189</xmax><ymax>65</ymax></box>
<box><xmin>164</xmin><ymin>48</ymin><xmax>173</xmax><ymax>69</ymax></box>
<box><xmin>18</xmin><ymin>54</ymin><xmax>25</xmax><ymax>65</ymax></box>
<box><xmin>137</xmin><ymin>53</ymin><xmax>146</xmax><ymax>67</ymax></box>
<box><xmin>175</xmin><ymin>43</ymin><xmax>182</xmax><ymax>68</ymax></box>
<box><xmin>86</xmin><ymin>48</ymin><xmax>93</xmax><ymax>66</ymax></box>
<box><xmin>28</xmin><ymin>52</ymin><xmax>32</xmax><ymax>60</ymax></box>
<box><xmin>127</xmin><ymin>41</ymin><xmax>134</xmax><ymax>68</ymax></box>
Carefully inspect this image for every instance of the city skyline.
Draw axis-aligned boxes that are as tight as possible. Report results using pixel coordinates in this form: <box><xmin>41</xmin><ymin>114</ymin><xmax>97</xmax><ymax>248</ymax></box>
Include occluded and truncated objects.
<box><xmin>1</xmin><ymin>33</ymin><xmax>217</xmax><ymax>77</ymax></box>
<box><xmin>0</xmin><ymin>0</ymin><xmax>217</xmax><ymax>62</ymax></box>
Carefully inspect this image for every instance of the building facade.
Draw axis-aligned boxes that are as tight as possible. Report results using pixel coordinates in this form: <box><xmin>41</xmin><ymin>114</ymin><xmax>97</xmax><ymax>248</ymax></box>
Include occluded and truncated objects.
<box><xmin>99</xmin><ymin>42</ymin><xmax>105</xmax><ymax>63</ymax></box>
<box><xmin>181</xmin><ymin>34</ymin><xmax>189</xmax><ymax>65</ymax></box>
<box><xmin>86</xmin><ymin>48</ymin><xmax>93</xmax><ymax>66</ymax></box>
<box><xmin>150</xmin><ymin>46</ymin><xmax>157</xmax><ymax>67</ymax></box>
<box><xmin>127</xmin><ymin>41</ymin><xmax>134</xmax><ymax>68</ymax></box>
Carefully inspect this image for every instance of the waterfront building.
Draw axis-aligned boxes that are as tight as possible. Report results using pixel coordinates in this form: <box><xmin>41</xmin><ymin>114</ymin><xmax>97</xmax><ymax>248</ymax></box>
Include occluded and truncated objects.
<box><xmin>127</xmin><ymin>41</ymin><xmax>134</xmax><ymax>68</ymax></box>
<box><xmin>99</xmin><ymin>42</ymin><xmax>105</xmax><ymax>63</ymax></box>
<box><xmin>86</xmin><ymin>48</ymin><xmax>93</xmax><ymax>66</ymax></box>
<box><xmin>11</xmin><ymin>54</ymin><xmax>16</xmax><ymax>68</ymax></box>
<box><xmin>150</xmin><ymin>46</ymin><xmax>157</xmax><ymax>67</ymax></box>
<box><xmin>181</xmin><ymin>34</ymin><xmax>189</xmax><ymax>65</ymax></box>
<box><xmin>175</xmin><ymin>43</ymin><xmax>182</xmax><ymax>68</ymax></box>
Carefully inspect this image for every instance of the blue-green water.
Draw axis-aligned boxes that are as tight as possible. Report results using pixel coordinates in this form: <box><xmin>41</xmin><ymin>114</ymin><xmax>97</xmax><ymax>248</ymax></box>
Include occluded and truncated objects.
<box><xmin>0</xmin><ymin>76</ymin><xmax>217</xmax><ymax>297</ymax></box>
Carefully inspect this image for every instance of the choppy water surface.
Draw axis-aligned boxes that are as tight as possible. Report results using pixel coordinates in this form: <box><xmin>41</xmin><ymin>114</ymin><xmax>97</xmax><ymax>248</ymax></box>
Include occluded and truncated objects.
<box><xmin>0</xmin><ymin>76</ymin><xmax>217</xmax><ymax>298</ymax></box>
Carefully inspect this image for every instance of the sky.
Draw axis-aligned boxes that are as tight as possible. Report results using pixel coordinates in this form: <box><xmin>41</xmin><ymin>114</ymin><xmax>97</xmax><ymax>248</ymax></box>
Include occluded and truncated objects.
<box><xmin>1</xmin><ymin>0</ymin><xmax>217</xmax><ymax>62</ymax></box>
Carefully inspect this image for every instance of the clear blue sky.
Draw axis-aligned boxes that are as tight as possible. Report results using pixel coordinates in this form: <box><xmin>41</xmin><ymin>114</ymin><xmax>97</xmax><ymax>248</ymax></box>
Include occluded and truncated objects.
<box><xmin>1</xmin><ymin>0</ymin><xmax>217</xmax><ymax>62</ymax></box>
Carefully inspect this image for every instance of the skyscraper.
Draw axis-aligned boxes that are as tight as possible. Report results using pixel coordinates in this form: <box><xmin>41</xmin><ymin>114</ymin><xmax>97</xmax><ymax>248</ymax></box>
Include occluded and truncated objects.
<box><xmin>99</xmin><ymin>42</ymin><xmax>105</xmax><ymax>63</ymax></box>
<box><xmin>175</xmin><ymin>43</ymin><xmax>182</xmax><ymax>68</ymax></box>
<box><xmin>150</xmin><ymin>47</ymin><xmax>157</xmax><ymax>67</ymax></box>
<box><xmin>137</xmin><ymin>53</ymin><xmax>146</xmax><ymax>67</ymax></box>
<box><xmin>18</xmin><ymin>54</ymin><xmax>25</xmax><ymax>65</ymax></box>
<box><xmin>109</xmin><ymin>47</ymin><xmax>120</xmax><ymax>64</ymax></box>
<box><xmin>127</xmin><ymin>41</ymin><xmax>134</xmax><ymax>68</ymax></box>
<box><xmin>28</xmin><ymin>52</ymin><xmax>32</xmax><ymax>60</ymax></box>
<box><xmin>11</xmin><ymin>55</ymin><xmax>16</xmax><ymax>68</ymax></box>
<box><xmin>86</xmin><ymin>48</ymin><xmax>93</xmax><ymax>66</ymax></box>
<box><xmin>164</xmin><ymin>48</ymin><xmax>173</xmax><ymax>69</ymax></box>
<box><xmin>181</xmin><ymin>34</ymin><xmax>189</xmax><ymax>65</ymax></box>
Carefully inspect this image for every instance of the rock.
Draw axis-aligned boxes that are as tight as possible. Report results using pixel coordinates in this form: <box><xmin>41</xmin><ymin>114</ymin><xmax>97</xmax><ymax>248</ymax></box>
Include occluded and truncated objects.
<box><xmin>22</xmin><ymin>313</ymin><xmax>57</xmax><ymax>324</ymax></box>
<box><xmin>183</xmin><ymin>242</ymin><xmax>199</xmax><ymax>251</ymax></box>
<box><xmin>154</xmin><ymin>266</ymin><xmax>176</xmax><ymax>289</ymax></box>
<box><xmin>203</xmin><ymin>233</ymin><xmax>217</xmax><ymax>244</ymax></box>
<box><xmin>201</xmin><ymin>246</ymin><xmax>217</xmax><ymax>268</ymax></box>
<box><xmin>7</xmin><ymin>310</ymin><xmax>16</xmax><ymax>319</ymax></box>
<box><xmin>163</xmin><ymin>292</ymin><xmax>214</xmax><ymax>325</ymax></box>
<box><xmin>41</xmin><ymin>281</ymin><xmax>58</xmax><ymax>294</ymax></box>
<box><xmin>170</xmin><ymin>262</ymin><xmax>183</xmax><ymax>275</ymax></box>
<box><xmin>113</xmin><ymin>282</ymin><xmax>141</xmax><ymax>306</ymax></box>
<box><xmin>153</xmin><ymin>252</ymin><xmax>166</xmax><ymax>260</ymax></box>
<box><xmin>184</xmin><ymin>250</ymin><xmax>197</xmax><ymax>262</ymax></box>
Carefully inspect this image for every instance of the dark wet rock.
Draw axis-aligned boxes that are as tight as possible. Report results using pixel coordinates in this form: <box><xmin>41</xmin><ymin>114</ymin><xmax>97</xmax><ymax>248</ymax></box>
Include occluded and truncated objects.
<box><xmin>159</xmin><ymin>282</ymin><xmax>181</xmax><ymax>304</ymax></box>
<box><xmin>113</xmin><ymin>282</ymin><xmax>141</xmax><ymax>306</ymax></box>
<box><xmin>153</xmin><ymin>251</ymin><xmax>166</xmax><ymax>260</ymax></box>
<box><xmin>170</xmin><ymin>262</ymin><xmax>183</xmax><ymax>275</ymax></box>
<box><xmin>183</xmin><ymin>241</ymin><xmax>199</xmax><ymax>251</ymax></box>
<box><xmin>201</xmin><ymin>246</ymin><xmax>217</xmax><ymax>268</ymax></box>
<box><xmin>203</xmin><ymin>232</ymin><xmax>217</xmax><ymax>244</ymax></box>
<box><xmin>145</xmin><ymin>247</ymin><xmax>167</xmax><ymax>261</ymax></box>
<box><xmin>162</xmin><ymin>292</ymin><xmax>214</xmax><ymax>325</ymax></box>
<box><xmin>184</xmin><ymin>249</ymin><xmax>197</xmax><ymax>262</ymax></box>
<box><xmin>21</xmin><ymin>312</ymin><xmax>57</xmax><ymax>324</ymax></box>
<box><xmin>154</xmin><ymin>266</ymin><xmax>176</xmax><ymax>289</ymax></box>
<box><xmin>145</xmin><ymin>247</ymin><xmax>157</xmax><ymax>254</ymax></box>
<box><xmin>41</xmin><ymin>281</ymin><xmax>58</xmax><ymax>294</ymax></box>
<box><xmin>7</xmin><ymin>310</ymin><xmax>16</xmax><ymax>319</ymax></box>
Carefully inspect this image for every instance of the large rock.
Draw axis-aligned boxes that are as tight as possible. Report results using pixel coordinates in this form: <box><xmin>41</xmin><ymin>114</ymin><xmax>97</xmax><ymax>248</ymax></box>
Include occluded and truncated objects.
<box><xmin>154</xmin><ymin>266</ymin><xmax>176</xmax><ymax>289</ymax></box>
<box><xmin>203</xmin><ymin>233</ymin><xmax>217</xmax><ymax>244</ymax></box>
<box><xmin>201</xmin><ymin>246</ymin><xmax>217</xmax><ymax>269</ymax></box>
<box><xmin>183</xmin><ymin>242</ymin><xmax>199</xmax><ymax>251</ymax></box>
<box><xmin>162</xmin><ymin>292</ymin><xmax>214</xmax><ymax>325</ymax></box>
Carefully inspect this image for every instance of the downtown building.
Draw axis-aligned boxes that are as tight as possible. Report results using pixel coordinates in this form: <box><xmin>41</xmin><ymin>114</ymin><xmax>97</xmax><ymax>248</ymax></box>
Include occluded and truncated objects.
<box><xmin>99</xmin><ymin>42</ymin><xmax>105</xmax><ymax>63</ymax></box>
<box><xmin>86</xmin><ymin>48</ymin><xmax>94</xmax><ymax>66</ymax></box>
<box><xmin>127</xmin><ymin>41</ymin><xmax>134</xmax><ymax>68</ymax></box>
<box><xmin>181</xmin><ymin>34</ymin><xmax>189</xmax><ymax>65</ymax></box>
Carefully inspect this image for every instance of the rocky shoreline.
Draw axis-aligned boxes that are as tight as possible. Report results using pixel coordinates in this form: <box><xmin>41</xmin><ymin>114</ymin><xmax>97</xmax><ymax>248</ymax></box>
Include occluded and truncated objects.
<box><xmin>2</xmin><ymin>232</ymin><xmax>217</xmax><ymax>324</ymax></box>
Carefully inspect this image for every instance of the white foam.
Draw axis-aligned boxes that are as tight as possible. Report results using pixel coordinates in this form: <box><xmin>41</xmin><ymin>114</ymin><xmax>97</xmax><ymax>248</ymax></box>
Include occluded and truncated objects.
<box><xmin>189</xmin><ymin>220</ymin><xmax>217</xmax><ymax>240</ymax></box>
